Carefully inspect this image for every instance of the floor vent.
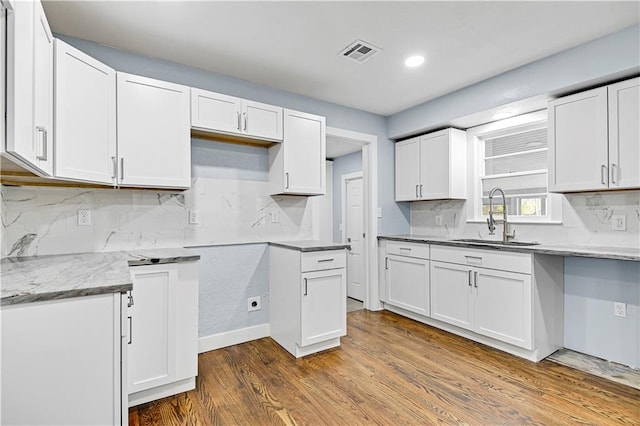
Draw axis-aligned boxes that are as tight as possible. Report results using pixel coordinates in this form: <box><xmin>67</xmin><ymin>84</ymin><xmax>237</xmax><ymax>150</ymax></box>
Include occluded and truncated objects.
<box><xmin>338</xmin><ymin>40</ymin><xmax>382</xmax><ymax>64</ymax></box>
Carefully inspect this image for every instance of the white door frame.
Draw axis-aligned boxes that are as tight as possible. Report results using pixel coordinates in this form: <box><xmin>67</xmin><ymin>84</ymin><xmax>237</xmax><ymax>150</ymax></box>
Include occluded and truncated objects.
<box><xmin>313</xmin><ymin>126</ymin><xmax>381</xmax><ymax>311</ymax></box>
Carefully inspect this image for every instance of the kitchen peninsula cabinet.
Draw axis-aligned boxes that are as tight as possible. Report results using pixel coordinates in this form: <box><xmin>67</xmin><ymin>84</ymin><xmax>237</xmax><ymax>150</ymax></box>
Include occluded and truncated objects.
<box><xmin>269</xmin><ymin>242</ymin><xmax>347</xmax><ymax>357</ymax></box>
<box><xmin>1</xmin><ymin>293</ymin><xmax>128</xmax><ymax>425</ymax></box>
<box><xmin>395</xmin><ymin>128</ymin><xmax>466</xmax><ymax>201</ymax></box>
<box><xmin>548</xmin><ymin>77</ymin><xmax>640</xmax><ymax>192</ymax></box>
<box><xmin>128</xmin><ymin>260</ymin><xmax>199</xmax><ymax>406</ymax></box>
<box><xmin>117</xmin><ymin>72</ymin><xmax>191</xmax><ymax>188</ymax></box>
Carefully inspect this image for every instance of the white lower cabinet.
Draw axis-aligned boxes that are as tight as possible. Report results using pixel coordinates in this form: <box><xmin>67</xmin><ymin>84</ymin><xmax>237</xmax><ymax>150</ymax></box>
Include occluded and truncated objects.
<box><xmin>128</xmin><ymin>261</ymin><xmax>199</xmax><ymax>406</ymax></box>
<box><xmin>431</xmin><ymin>260</ymin><xmax>532</xmax><ymax>349</ymax></box>
<box><xmin>1</xmin><ymin>293</ymin><xmax>127</xmax><ymax>425</ymax></box>
<box><xmin>270</xmin><ymin>247</ymin><xmax>347</xmax><ymax>357</ymax></box>
<box><xmin>384</xmin><ymin>242</ymin><xmax>430</xmax><ymax>316</ymax></box>
<box><xmin>379</xmin><ymin>240</ymin><xmax>564</xmax><ymax>362</ymax></box>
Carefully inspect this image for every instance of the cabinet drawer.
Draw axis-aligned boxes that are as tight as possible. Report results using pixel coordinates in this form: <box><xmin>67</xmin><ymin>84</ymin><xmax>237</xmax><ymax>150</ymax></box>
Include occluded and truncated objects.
<box><xmin>386</xmin><ymin>242</ymin><xmax>429</xmax><ymax>259</ymax></box>
<box><xmin>431</xmin><ymin>245</ymin><xmax>531</xmax><ymax>274</ymax></box>
<box><xmin>301</xmin><ymin>250</ymin><xmax>346</xmax><ymax>272</ymax></box>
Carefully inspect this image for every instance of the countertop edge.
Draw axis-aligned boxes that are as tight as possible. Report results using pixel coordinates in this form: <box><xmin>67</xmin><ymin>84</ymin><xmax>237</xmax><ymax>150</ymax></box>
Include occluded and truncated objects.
<box><xmin>127</xmin><ymin>255</ymin><xmax>201</xmax><ymax>266</ymax></box>
<box><xmin>268</xmin><ymin>242</ymin><xmax>350</xmax><ymax>252</ymax></box>
<box><xmin>377</xmin><ymin>235</ymin><xmax>640</xmax><ymax>262</ymax></box>
<box><xmin>1</xmin><ymin>283</ymin><xmax>133</xmax><ymax>306</ymax></box>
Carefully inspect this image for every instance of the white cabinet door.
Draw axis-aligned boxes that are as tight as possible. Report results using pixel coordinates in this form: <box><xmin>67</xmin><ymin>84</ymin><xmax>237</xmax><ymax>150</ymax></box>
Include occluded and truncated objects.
<box><xmin>608</xmin><ymin>78</ymin><xmax>640</xmax><ymax>190</ymax></box>
<box><xmin>300</xmin><ymin>268</ymin><xmax>346</xmax><ymax>347</ymax></box>
<box><xmin>474</xmin><ymin>268</ymin><xmax>532</xmax><ymax>350</ymax></box>
<box><xmin>5</xmin><ymin>0</ymin><xmax>53</xmax><ymax>175</ymax></box>
<box><xmin>548</xmin><ymin>87</ymin><xmax>609</xmax><ymax>192</ymax></box>
<box><xmin>430</xmin><ymin>260</ymin><xmax>473</xmax><ymax>331</ymax></box>
<box><xmin>276</xmin><ymin>109</ymin><xmax>325</xmax><ymax>195</ymax></box>
<box><xmin>31</xmin><ymin>1</ymin><xmax>53</xmax><ymax>175</ymax></box>
<box><xmin>243</xmin><ymin>100</ymin><xmax>283</xmax><ymax>141</ymax></box>
<box><xmin>54</xmin><ymin>39</ymin><xmax>116</xmax><ymax>184</ymax></box>
<box><xmin>386</xmin><ymin>254</ymin><xmax>430</xmax><ymax>316</ymax></box>
<box><xmin>117</xmin><ymin>72</ymin><xmax>191</xmax><ymax>188</ymax></box>
<box><xmin>190</xmin><ymin>88</ymin><xmax>242</xmax><ymax>134</ymax></box>
<box><xmin>420</xmin><ymin>132</ymin><xmax>449</xmax><ymax>199</ymax></box>
<box><xmin>395</xmin><ymin>137</ymin><xmax>420</xmax><ymax>201</ymax></box>
<box><xmin>128</xmin><ymin>264</ymin><xmax>178</xmax><ymax>394</ymax></box>
<box><xmin>1</xmin><ymin>294</ymin><xmax>123</xmax><ymax>426</ymax></box>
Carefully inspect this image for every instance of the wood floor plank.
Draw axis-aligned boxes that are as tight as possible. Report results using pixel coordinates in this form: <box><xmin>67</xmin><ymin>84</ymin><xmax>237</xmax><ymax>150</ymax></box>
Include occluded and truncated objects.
<box><xmin>130</xmin><ymin>310</ymin><xmax>640</xmax><ymax>425</ymax></box>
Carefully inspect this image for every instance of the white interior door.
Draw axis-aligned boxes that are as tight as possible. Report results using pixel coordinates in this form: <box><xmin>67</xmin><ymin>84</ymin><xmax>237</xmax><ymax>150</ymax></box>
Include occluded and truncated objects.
<box><xmin>344</xmin><ymin>174</ymin><xmax>365</xmax><ymax>301</ymax></box>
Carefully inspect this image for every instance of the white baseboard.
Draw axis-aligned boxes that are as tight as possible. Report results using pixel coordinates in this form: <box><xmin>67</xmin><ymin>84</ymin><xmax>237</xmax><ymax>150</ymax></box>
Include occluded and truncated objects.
<box><xmin>198</xmin><ymin>323</ymin><xmax>271</xmax><ymax>354</ymax></box>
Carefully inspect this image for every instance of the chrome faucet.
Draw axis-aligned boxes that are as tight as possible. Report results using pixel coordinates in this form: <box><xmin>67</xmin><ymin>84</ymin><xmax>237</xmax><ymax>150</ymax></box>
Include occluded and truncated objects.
<box><xmin>487</xmin><ymin>187</ymin><xmax>516</xmax><ymax>242</ymax></box>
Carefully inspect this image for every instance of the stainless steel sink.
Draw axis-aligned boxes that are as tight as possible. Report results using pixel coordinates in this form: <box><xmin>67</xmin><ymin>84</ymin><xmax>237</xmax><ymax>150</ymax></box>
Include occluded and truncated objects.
<box><xmin>453</xmin><ymin>238</ymin><xmax>540</xmax><ymax>247</ymax></box>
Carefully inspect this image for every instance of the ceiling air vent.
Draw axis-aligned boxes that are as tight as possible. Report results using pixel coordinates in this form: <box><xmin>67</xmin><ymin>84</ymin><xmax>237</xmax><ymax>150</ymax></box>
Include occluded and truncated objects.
<box><xmin>339</xmin><ymin>39</ymin><xmax>382</xmax><ymax>64</ymax></box>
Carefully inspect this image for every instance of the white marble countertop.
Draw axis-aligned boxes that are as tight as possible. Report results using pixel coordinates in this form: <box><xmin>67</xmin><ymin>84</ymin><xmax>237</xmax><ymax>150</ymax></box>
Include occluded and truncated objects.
<box><xmin>269</xmin><ymin>240</ymin><xmax>350</xmax><ymax>252</ymax></box>
<box><xmin>378</xmin><ymin>234</ymin><xmax>640</xmax><ymax>262</ymax></box>
<box><xmin>1</xmin><ymin>248</ymin><xmax>200</xmax><ymax>306</ymax></box>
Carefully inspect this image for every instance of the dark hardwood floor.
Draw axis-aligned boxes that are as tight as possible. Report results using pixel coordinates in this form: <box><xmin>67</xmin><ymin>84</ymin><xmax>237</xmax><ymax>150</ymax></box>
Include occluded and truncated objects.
<box><xmin>130</xmin><ymin>310</ymin><xmax>640</xmax><ymax>425</ymax></box>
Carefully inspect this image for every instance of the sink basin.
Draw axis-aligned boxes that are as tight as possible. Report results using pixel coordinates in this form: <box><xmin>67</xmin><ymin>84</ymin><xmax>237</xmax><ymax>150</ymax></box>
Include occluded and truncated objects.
<box><xmin>453</xmin><ymin>239</ymin><xmax>540</xmax><ymax>247</ymax></box>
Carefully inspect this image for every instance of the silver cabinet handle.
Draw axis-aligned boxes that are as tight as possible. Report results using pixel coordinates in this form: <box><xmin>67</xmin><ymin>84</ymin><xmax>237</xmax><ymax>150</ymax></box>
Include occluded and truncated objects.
<box><xmin>415</xmin><ymin>184</ymin><xmax>419</xmax><ymax>198</ymax></box>
<box><xmin>317</xmin><ymin>258</ymin><xmax>334</xmax><ymax>263</ymax></box>
<box><xmin>237</xmin><ymin>112</ymin><xmax>241</xmax><ymax>131</ymax></box>
<box><xmin>601</xmin><ymin>164</ymin><xmax>607</xmax><ymax>185</ymax></box>
<box><xmin>111</xmin><ymin>156</ymin><xmax>117</xmax><ymax>180</ymax></box>
<box><xmin>468</xmin><ymin>270</ymin><xmax>473</xmax><ymax>287</ymax></box>
<box><xmin>285</xmin><ymin>172</ymin><xmax>290</xmax><ymax>189</ymax></box>
<box><xmin>399</xmin><ymin>247</ymin><xmax>411</xmax><ymax>252</ymax></box>
<box><xmin>385</xmin><ymin>257</ymin><xmax>389</xmax><ymax>269</ymax></box>
<box><xmin>420</xmin><ymin>184</ymin><xmax>423</xmax><ymax>198</ymax></box>
<box><xmin>128</xmin><ymin>316</ymin><xmax>133</xmax><ymax>344</ymax></box>
<box><xmin>611</xmin><ymin>163</ymin><xmax>617</xmax><ymax>184</ymax></box>
<box><xmin>120</xmin><ymin>158</ymin><xmax>124</xmax><ymax>181</ymax></box>
<box><xmin>35</xmin><ymin>127</ymin><xmax>47</xmax><ymax>160</ymax></box>
<box><xmin>243</xmin><ymin>112</ymin><xmax>247</xmax><ymax>131</ymax></box>
<box><xmin>474</xmin><ymin>271</ymin><xmax>478</xmax><ymax>288</ymax></box>
<box><xmin>303</xmin><ymin>278</ymin><xmax>308</xmax><ymax>296</ymax></box>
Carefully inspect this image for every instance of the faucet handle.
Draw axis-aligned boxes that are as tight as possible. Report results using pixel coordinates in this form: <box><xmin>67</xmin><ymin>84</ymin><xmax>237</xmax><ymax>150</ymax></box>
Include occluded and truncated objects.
<box><xmin>486</xmin><ymin>217</ymin><xmax>496</xmax><ymax>235</ymax></box>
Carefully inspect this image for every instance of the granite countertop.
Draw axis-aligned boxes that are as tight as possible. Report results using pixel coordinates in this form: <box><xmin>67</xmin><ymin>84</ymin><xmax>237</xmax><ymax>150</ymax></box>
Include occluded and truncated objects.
<box><xmin>378</xmin><ymin>234</ymin><xmax>640</xmax><ymax>262</ymax></box>
<box><xmin>1</xmin><ymin>248</ymin><xmax>200</xmax><ymax>306</ymax></box>
<box><xmin>269</xmin><ymin>240</ymin><xmax>351</xmax><ymax>252</ymax></box>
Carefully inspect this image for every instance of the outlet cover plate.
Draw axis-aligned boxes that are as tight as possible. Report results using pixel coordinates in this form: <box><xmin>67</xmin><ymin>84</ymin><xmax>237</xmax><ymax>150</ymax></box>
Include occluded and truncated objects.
<box><xmin>189</xmin><ymin>210</ymin><xmax>200</xmax><ymax>224</ymax></box>
<box><xmin>614</xmin><ymin>302</ymin><xmax>627</xmax><ymax>318</ymax></box>
<box><xmin>612</xmin><ymin>215</ymin><xmax>626</xmax><ymax>231</ymax></box>
<box><xmin>77</xmin><ymin>209</ymin><xmax>92</xmax><ymax>226</ymax></box>
<box><xmin>248</xmin><ymin>296</ymin><xmax>261</xmax><ymax>312</ymax></box>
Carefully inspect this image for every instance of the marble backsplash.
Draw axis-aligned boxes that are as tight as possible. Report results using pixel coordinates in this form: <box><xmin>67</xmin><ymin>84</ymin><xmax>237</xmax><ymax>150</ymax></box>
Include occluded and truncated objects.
<box><xmin>411</xmin><ymin>190</ymin><xmax>640</xmax><ymax>248</ymax></box>
<box><xmin>1</xmin><ymin>177</ymin><xmax>314</xmax><ymax>257</ymax></box>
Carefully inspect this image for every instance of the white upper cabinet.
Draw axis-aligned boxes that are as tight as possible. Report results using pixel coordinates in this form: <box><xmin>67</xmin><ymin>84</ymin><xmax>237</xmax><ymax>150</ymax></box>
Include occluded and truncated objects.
<box><xmin>395</xmin><ymin>128</ymin><xmax>466</xmax><ymax>201</ymax></box>
<box><xmin>608</xmin><ymin>78</ymin><xmax>640</xmax><ymax>190</ymax></box>
<box><xmin>269</xmin><ymin>109</ymin><xmax>326</xmax><ymax>195</ymax></box>
<box><xmin>117</xmin><ymin>72</ymin><xmax>191</xmax><ymax>189</ymax></box>
<box><xmin>5</xmin><ymin>0</ymin><xmax>53</xmax><ymax>175</ymax></box>
<box><xmin>191</xmin><ymin>88</ymin><xmax>283</xmax><ymax>142</ymax></box>
<box><xmin>548</xmin><ymin>77</ymin><xmax>639</xmax><ymax>192</ymax></box>
<box><xmin>54</xmin><ymin>39</ymin><xmax>116</xmax><ymax>184</ymax></box>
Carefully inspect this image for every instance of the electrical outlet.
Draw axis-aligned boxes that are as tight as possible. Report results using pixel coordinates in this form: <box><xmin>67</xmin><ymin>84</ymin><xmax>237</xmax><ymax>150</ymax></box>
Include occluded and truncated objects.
<box><xmin>611</xmin><ymin>215</ymin><xmax>626</xmax><ymax>231</ymax></box>
<box><xmin>435</xmin><ymin>215</ymin><xmax>443</xmax><ymax>226</ymax></box>
<box><xmin>247</xmin><ymin>296</ymin><xmax>261</xmax><ymax>312</ymax></box>
<box><xmin>614</xmin><ymin>302</ymin><xmax>627</xmax><ymax>318</ymax></box>
<box><xmin>77</xmin><ymin>209</ymin><xmax>92</xmax><ymax>226</ymax></box>
<box><xmin>189</xmin><ymin>209</ymin><xmax>200</xmax><ymax>224</ymax></box>
<box><xmin>270</xmin><ymin>211</ymin><xmax>279</xmax><ymax>223</ymax></box>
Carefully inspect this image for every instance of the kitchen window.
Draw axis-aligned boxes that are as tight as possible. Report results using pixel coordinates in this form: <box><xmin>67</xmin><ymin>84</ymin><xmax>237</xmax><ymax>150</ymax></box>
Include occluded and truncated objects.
<box><xmin>468</xmin><ymin>110</ymin><xmax>562</xmax><ymax>223</ymax></box>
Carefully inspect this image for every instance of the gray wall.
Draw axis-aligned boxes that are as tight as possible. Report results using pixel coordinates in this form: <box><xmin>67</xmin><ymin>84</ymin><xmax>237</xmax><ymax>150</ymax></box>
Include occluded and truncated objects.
<box><xmin>387</xmin><ymin>24</ymin><xmax>640</xmax><ymax>139</ymax></box>
<box><xmin>332</xmin><ymin>151</ymin><xmax>363</xmax><ymax>242</ymax></box>
<box><xmin>564</xmin><ymin>257</ymin><xmax>640</xmax><ymax>368</ymax></box>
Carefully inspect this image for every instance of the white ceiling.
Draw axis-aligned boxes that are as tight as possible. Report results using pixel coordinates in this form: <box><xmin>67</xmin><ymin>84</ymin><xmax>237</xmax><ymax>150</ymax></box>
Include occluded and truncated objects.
<box><xmin>42</xmin><ymin>1</ymin><xmax>639</xmax><ymax>116</ymax></box>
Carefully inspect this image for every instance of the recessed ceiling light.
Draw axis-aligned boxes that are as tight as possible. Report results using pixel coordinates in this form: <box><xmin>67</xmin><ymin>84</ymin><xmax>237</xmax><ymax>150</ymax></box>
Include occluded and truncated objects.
<box><xmin>405</xmin><ymin>55</ymin><xmax>425</xmax><ymax>68</ymax></box>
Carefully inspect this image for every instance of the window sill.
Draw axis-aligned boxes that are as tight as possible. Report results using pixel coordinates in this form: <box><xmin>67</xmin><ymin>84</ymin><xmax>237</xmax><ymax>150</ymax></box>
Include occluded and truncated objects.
<box><xmin>467</xmin><ymin>219</ymin><xmax>563</xmax><ymax>225</ymax></box>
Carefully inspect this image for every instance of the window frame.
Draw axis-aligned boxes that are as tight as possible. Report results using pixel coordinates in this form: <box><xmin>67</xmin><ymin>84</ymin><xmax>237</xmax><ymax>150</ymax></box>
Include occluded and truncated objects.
<box><xmin>466</xmin><ymin>110</ymin><xmax>562</xmax><ymax>224</ymax></box>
